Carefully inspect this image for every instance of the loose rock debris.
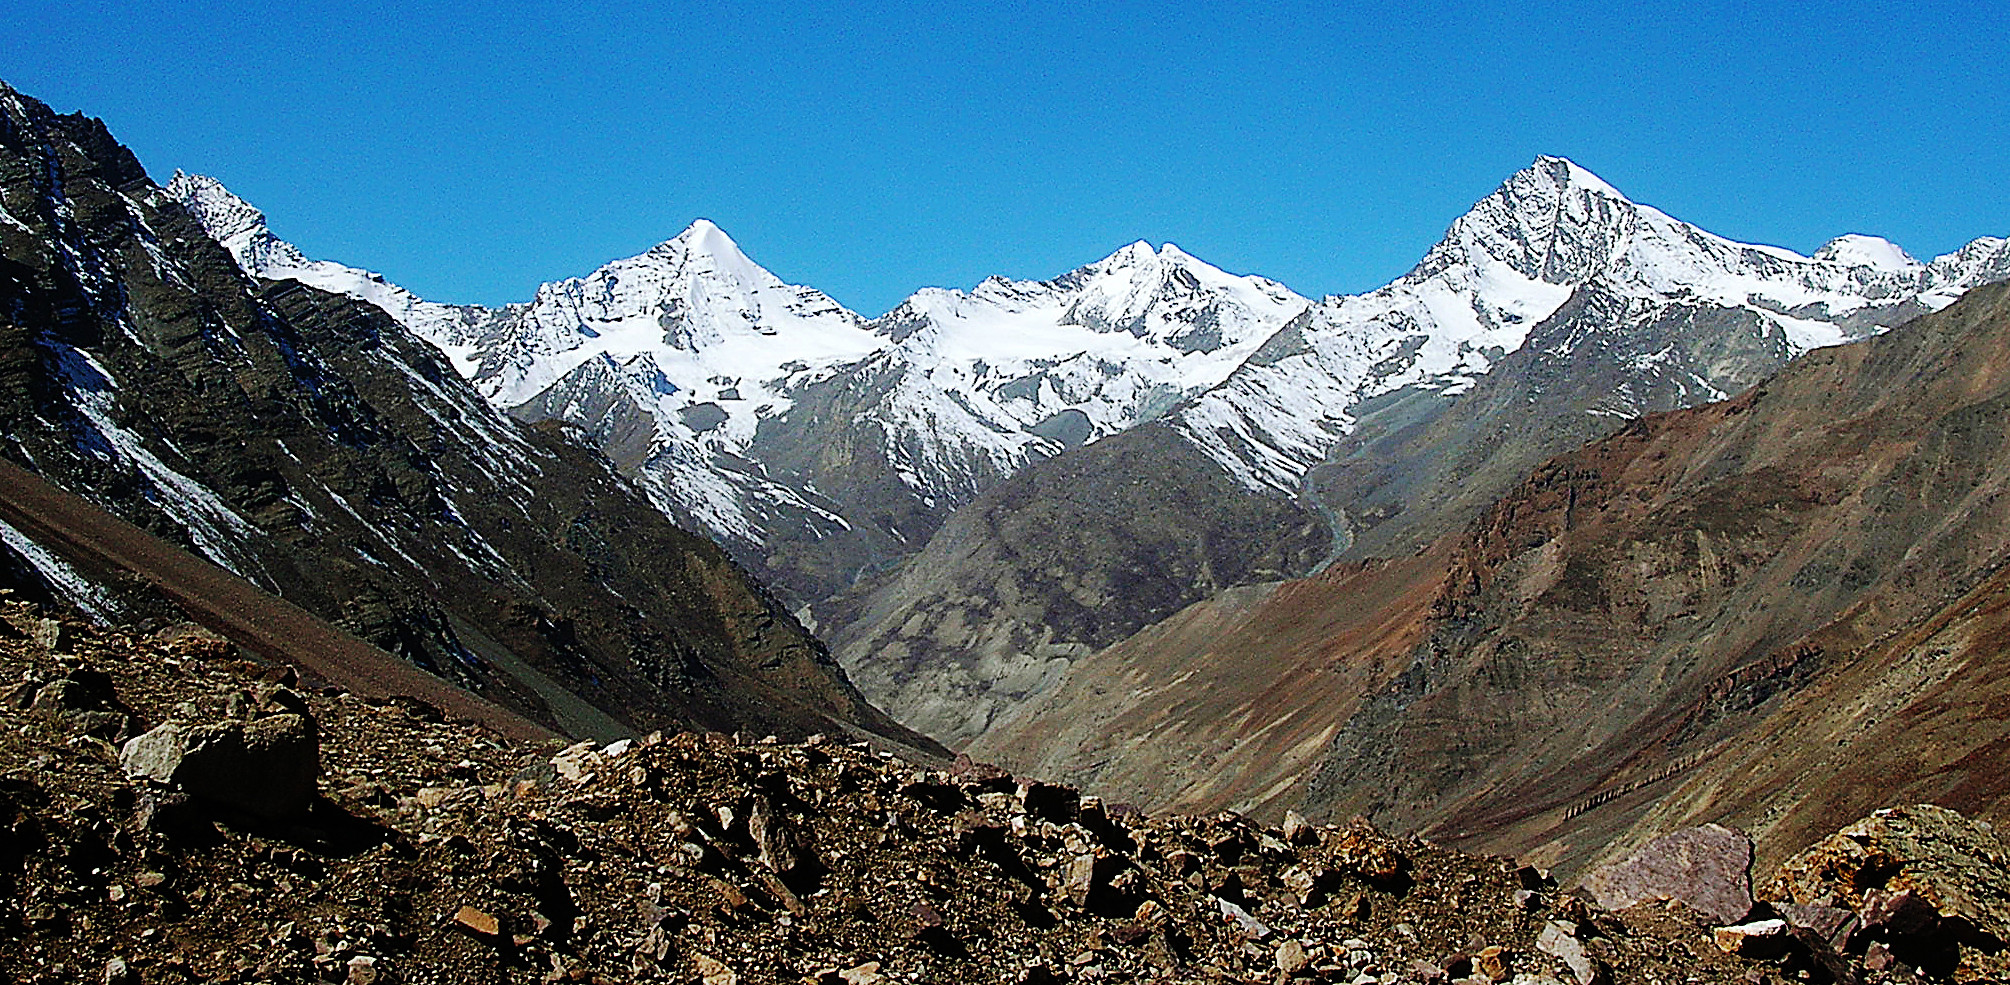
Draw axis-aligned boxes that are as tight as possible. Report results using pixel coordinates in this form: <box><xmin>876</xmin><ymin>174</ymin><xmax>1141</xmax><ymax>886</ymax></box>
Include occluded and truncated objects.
<box><xmin>0</xmin><ymin>597</ymin><xmax>1994</xmax><ymax>983</ymax></box>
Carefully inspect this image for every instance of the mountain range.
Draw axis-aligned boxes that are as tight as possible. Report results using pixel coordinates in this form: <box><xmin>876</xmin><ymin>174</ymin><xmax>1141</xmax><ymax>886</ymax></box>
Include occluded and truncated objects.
<box><xmin>11</xmin><ymin>74</ymin><xmax>2010</xmax><ymax>886</ymax></box>
<box><xmin>167</xmin><ymin>155</ymin><xmax>2010</xmax><ymax>749</ymax></box>
<box><xmin>977</xmin><ymin>278</ymin><xmax>2010</xmax><ymax>880</ymax></box>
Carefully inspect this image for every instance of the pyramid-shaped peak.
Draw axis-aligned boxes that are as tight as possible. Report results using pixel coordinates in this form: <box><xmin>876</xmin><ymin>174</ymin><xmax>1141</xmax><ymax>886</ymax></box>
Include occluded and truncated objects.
<box><xmin>1102</xmin><ymin>240</ymin><xmax>1158</xmax><ymax>266</ymax></box>
<box><xmin>166</xmin><ymin>171</ymin><xmax>270</xmax><ymax>243</ymax></box>
<box><xmin>635</xmin><ymin>218</ymin><xmax>785</xmax><ymax>288</ymax></box>
<box><xmin>666</xmin><ymin>218</ymin><xmax>746</xmax><ymax>256</ymax></box>
<box><xmin>1524</xmin><ymin>155</ymin><xmax>1628</xmax><ymax>201</ymax></box>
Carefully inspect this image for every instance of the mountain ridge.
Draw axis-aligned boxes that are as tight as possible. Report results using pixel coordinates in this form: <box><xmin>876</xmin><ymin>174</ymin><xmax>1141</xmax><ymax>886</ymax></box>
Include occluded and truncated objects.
<box><xmin>167</xmin><ymin>151</ymin><xmax>2010</xmax><ymax>755</ymax></box>
<box><xmin>0</xmin><ymin>79</ymin><xmax>933</xmax><ymax>756</ymax></box>
<box><xmin>975</xmin><ymin>280</ymin><xmax>2010</xmax><ymax>882</ymax></box>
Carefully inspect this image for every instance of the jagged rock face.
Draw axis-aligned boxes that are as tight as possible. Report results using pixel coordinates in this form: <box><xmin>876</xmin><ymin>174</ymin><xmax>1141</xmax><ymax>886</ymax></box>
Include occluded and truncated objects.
<box><xmin>0</xmin><ymin>80</ymin><xmax>928</xmax><ymax>751</ymax></box>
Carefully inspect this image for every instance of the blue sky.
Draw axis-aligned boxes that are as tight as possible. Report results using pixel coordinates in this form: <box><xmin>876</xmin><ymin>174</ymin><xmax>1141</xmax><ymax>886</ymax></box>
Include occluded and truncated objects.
<box><xmin>8</xmin><ymin>1</ymin><xmax>2007</xmax><ymax>315</ymax></box>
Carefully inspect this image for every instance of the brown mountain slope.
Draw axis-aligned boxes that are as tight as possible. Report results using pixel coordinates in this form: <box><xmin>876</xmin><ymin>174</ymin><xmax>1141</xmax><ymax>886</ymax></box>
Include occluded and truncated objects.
<box><xmin>967</xmin><ymin>548</ymin><xmax>1446</xmax><ymax>818</ymax></box>
<box><xmin>979</xmin><ymin>280</ymin><xmax>2010</xmax><ymax>878</ymax></box>
<box><xmin>1345</xmin><ymin>278</ymin><xmax>2010</xmax><ymax>874</ymax></box>
<box><xmin>0</xmin><ymin>457</ymin><xmax>554</xmax><ymax>741</ymax></box>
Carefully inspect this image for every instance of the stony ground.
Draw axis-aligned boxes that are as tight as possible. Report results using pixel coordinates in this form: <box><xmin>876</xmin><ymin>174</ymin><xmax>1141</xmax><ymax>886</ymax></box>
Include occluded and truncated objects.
<box><xmin>0</xmin><ymin>596</ymin><xmax>1981</xmax><ymax>984</ymax></box>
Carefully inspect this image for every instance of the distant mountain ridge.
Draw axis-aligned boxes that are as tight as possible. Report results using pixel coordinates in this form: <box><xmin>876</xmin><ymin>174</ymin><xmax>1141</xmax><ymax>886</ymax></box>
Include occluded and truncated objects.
<box><xmin>171</xmin><ymin>173</ymin><xmax>1314</xmax><ymax>604</ymax></box>
<box><xmin>169</xmin><ymin>154</ymin><xmax>2010</xmax><ymax>750</ymax></box>
<box><xmin>976</xmin><ymin>279</ymin><xmax>2010</xmax><ymax>884</ymax></box>
<box><xmin>815</xmin><ymin>158</ymin><xmax>2010</xmax><ymax>745</ymax></box>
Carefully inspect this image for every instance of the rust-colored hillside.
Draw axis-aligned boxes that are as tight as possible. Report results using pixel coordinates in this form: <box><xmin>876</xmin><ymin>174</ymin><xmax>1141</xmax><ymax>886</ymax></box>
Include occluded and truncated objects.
<box><xmin>982</xmin><ymin>281</ymin><xmax>2010</xmax><ymax>878</ymax></box>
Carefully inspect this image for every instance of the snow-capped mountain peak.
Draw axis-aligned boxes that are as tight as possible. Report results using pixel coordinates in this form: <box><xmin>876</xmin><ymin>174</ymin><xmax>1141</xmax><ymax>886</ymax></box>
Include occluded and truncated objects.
<box><xmin>1171</xmin><ymin>156</ymin><xmax>2010</xmax><ymax>497</ymax></box>
<box><xmin>1532</xmin><ymin>153</ymin><xmax>1624</xmax><ymax>199</ymax></box>
<box><xmin>645</xmin><ymin>218</ymin><xmax>774</xmax><ymax>289</ymax></box>
<box><xmin>1814</xmin><ymin>233</ymin><xmax>1923</xmax><ymax>273</ymax></box>
<box><xmin>166</xmin><ymin>171</ymin><xmax>271</xmax><ymax>249</ymax></box>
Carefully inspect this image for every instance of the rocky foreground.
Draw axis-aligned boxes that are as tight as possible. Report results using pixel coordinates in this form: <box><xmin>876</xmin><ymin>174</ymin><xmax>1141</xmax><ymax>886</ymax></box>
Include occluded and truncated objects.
<box><xmin>3</xmin><ymin>597</ymin><xmax>2004</xmax><ymax>985</ymax></box>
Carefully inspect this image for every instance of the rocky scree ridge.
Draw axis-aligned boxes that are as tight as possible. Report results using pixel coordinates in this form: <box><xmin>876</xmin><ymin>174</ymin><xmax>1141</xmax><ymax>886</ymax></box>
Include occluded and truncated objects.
<box><xmin>6</xmin><ymin>599</ymin><xmax>1996</xmax><ymax>984</ymax></box>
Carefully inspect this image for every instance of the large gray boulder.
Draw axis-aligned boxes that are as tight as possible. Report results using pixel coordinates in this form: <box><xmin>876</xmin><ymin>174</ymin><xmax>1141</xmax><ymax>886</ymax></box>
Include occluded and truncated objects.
<box><xmin>120</xmin><ymin>714</ymin><xmax>319</xmax><ymax>820</ymax></box>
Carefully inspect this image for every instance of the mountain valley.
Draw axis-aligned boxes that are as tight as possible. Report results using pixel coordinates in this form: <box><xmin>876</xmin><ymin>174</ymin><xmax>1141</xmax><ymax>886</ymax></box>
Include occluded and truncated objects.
<box><xmin>6</xmin><ymin>74</ymin><xmax>2010</xmax><ymax>985</ymax></box>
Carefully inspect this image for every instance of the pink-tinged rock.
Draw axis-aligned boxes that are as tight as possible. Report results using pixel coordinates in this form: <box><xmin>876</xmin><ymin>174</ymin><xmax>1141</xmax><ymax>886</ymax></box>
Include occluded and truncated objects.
<box><xmin>1581</xmin><ymin>823</ymin><xmax>1754</xmax><ymax>924</ymax></box>
<box><xmin>1860</xmin><ymin>887</ymin><xmax>1939</xmax><ymax>937</ymax></box>
<box><xmin>1774</xmin><ymin>901</ymin><xmax>1858</xmax><ymax>950</ymax></box>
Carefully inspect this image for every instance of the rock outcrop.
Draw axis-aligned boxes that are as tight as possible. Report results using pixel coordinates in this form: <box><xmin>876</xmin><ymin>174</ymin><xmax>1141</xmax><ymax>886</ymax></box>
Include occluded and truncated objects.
<box><xmin>1767</xmin><ymin>804</ymin><xmax>2010</xmax><ymax>981</ymax></box>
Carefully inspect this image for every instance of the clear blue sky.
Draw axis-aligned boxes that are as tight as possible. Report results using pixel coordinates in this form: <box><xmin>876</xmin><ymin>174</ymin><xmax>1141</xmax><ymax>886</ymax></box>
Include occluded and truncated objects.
<box><xmin>8</xmin><ymin>1</ymin><xmax>2007</xmax><ymax>315</ymax></box>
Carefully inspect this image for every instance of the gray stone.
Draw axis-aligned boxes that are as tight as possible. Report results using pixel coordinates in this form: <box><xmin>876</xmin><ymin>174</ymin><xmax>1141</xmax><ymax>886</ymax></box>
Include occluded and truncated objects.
<box><xmin>1536</xmin><ymin>921</ymin><xmax>1606</xmax><ymax>985</ymax></box>
<box><xmin>1580</xmin><ymin>823</ymin><xmax>1754</xmax><ymax>924</ymax></box>
<box><xmin>748</xmin><ymin>793</ymin><xmax>811</xmax><ymax>877</ymax></box>
<box><xmin>120</xmin><ymin>714</ymin><xmax>319</xmax><ymax>819</ymax></box>
<box><xmin>32</xmin><ymin>617</ymin><xmax>67</xmax><ymax>652</ymax></box>
<box><xmin>1215</xmin><ymin>896</ymin><xmax>1269</xmax><ymax>938</ymax></box>
<box><xmin>103</xmin><ymin>957</ymin><xmax>137</xmax><ymax>985</ymax></box>
<box><xmin>1275</xmin><ymin>939</ymin><xmax>1310</xmax><ymax>975</ymax></box>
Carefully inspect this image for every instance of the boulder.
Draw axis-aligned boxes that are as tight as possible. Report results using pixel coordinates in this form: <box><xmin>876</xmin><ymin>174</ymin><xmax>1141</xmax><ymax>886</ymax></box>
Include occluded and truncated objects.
<box><xmin>1275</xmin><ymin>939</ymin><xmax>1310</xmax><ymax>976</ymax></box>
<box><xmin>30</xmin><ymin>669</ymin><xmax>134</xmax><ymax>740</ymax></box>
<box><xmin>1282</xmin><ymin>809</ymin><xmax>1318</xmax><ymax>846</ymax></box>
<box><xmin>1775</xmin><ymin>901</ymin><xmax>1858</xmax><ymax>951</ymax></box>
<box><xmin>1580</xmin><ymin>823</ymin><xmax>1754</xmax><ymax>924</ymax></box>
<box><xmin>119</xmin><ymin>714</ymin><xmax>319</xmax><ymax>820</ymax></box>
